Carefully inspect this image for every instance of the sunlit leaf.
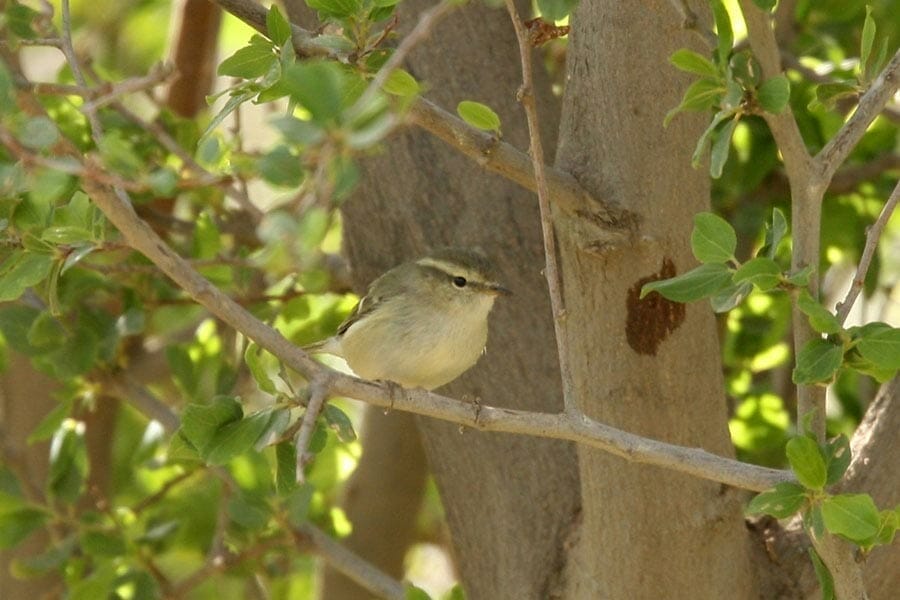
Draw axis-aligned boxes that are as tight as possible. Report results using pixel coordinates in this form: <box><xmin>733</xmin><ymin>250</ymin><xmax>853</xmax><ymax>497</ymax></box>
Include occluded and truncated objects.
<box><xmin>457</xmin><ymin>100</ymin><xmax>501</xmax><ymax>133</ymax></box>
<box><xmin>785</xmin><ymin>436</ymin><xmax>827</xmax><ymax>491</ymax></box>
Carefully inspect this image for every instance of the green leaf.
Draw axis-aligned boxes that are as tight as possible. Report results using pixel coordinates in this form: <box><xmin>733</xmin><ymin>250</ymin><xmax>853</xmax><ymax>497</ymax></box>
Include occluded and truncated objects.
<box><xmin>729</xmin><ymin>51</ymin><xmax>761</xmax><ymax>87</ymax></box>
<box><xmin>0</xmin><ymin>63</ymin><xmax>15</xmax><ymax>113</ymax></box>
<box><xmin>245</xmin><ymin>343</ymin><xmax>277</xmax><ymax>394</ymax></box>
<box><xmin>227</xmin><ymin>493</ymin><xmax>272</xmax><ymax>531</ymax></box>
<box><xmin>306</xmin><ymin>0</ymin><xmax>362</xmax><ymax>19</ymax></box>
<box><xmin>18</xmin><ymin>116</ymin><xmax>59</xmax><ymax>151</ymax></box>
<box><xmin>48</xmin><ymin>419</ymin><xmax>88</xmax><ymax>503</ymax></box>
<box><xmin>709</xmin><ymin>281</ymin><xmax>752</xmax><ymax>313</ymax></box>
<box><xmin>856</xmin><ymin>325</ymin><xmax>900</xmax><ymax>370</ymax></box>
<box><xmin>757</xmin><ymin>75</ymin><xmax>791</xmax><ymax>114</ymax></box>
<box><xmin>97</xmin><ymin>130</ymin><xmax>144</xmax><ymax>177</ymax></box>
<box><xmin>691</xmin><ymin>212</ymin><xmax>737</xmax><ymax>263</ymax></box>
<box><xmin>751</xmin><ymin>0</ymin><xmax>776</xmax><ymax>11</ymax></box>
<box><xmin>457</xmin><ymin>100</ymin><xmax>501</xmax><ymax>133</ymax></box>
<box><xmin>323</xmin><ymin>404</ymin><xmax>357</xmax><ymax>442</ymax></box>
<box><xmin>199</xmin><ymin>90</ymin><xmax>255</xmax><ymax>142</ymax></box>
<box><xmin>284</xmin><ymin>483</ymin><xmax>314</xmax><ymax>526</ymax></box>
<box><xmin>733</xmin><ymin>257</ymin><xmax>782</xmax><ymax>291</ymax></box>
<box><xmin>824</xmin><ymin>434</ymin><xmax>851</xmax><ymax>486</ymax></box>
<box><xmin>179</xmin><ymin>397</ymin><xmax>243</xmax><ymax>455</ymax></box>
<box><xmin>147</xmin><ymin>167</ymin><xmax>179</xmax><ymax>196</ymax></box>
<box><xmin>81</xmin><ymin>531</ymin><xmax>127</xmax><ymax>557</ymax></box>
<box><xmin>270</xmin><ymin>115</ymin><xmax>325</xmax><ymax>145</ymax></box>
<box><xmin>259</xmin><ymin>145</ymin><xmax>303</xmax><ymax>188</ymax></box>
<box><xmin>383</xmin><ymin>69</ymin><xmax>420</xmax><ymax>97</ymax></box>
<box><xmin>536</xmin><ymin>0</ymin><xmax>579</xmax><ymax>21</ymax></box>
<box><xmin>276</xmin><ymin>442</ymin><xmax>297</xmax><ymax>495</ymax></box>
<box><xmin>27</xmin><ymin>397</ymin><xmax>75</xmax><ymax>443</ymax></box>
<box><xmin>709</xmin><ymin>115</ymin><xmax>738</xmax><ymax>178</ymax></box>
<box><xmin>810</xmin><ymin>81</ymin><xmax>859</xmax><ymax>111</ymax></box>
<box><xmin>0</xmin><ymin>508</ymin><xmax>47</xmax><ymax>548</ymax></box>
<box><xmin>785</xmin><ymin>265</ymin><xmax>815</xmax><ymax>287</ymax></box>
<box><xmin>10</xmin><ymin>536</ymin><xmax>76</xmax><ymax>578</ymax></box>
<box><xmin>282</xmin><ymin>61</ymin><xmax>346</xmax><ymax>125</ymax></box>
<box><xmin>266</xmin><ymin>5</ymin><xmax>293</xmax><ymax>46</ymax></box>
<box><xmin>6</xmin><ymin>2</ymin><xmax>39</xmax><ymax>38</ymax></box>
<box><xmin>691</xmin><ymin>109</ymin><xmax>733</xmax><ymax>167</ymax></box>
<box><xmin>0</xmin><ymin>251</ymin><xmax>53</xmax><ymax>302</ymax></box>
<box><xmin>745</xmin><ymin>482</ymin><xmax>807</xmax><ymax>518</ymax></box>
<box><xmin>255</xmin><ymin>408</ymin><xmax>291</xmax><ymax>450</ymax></box>
<box><xmin>218</xmin><ymin>40</ymin><xmax>277</xmax><ymax>79</ymax></box>
<box><xmin>860</xmin><ymin>6</ymin><xmax>875</xmax><ymax>78</ymax></box>
<box><xmin>792</xmin><ymin>339</ymin><xmax>843</xmax><ymax>386</ymax></box>
<box><xmin>821</xmin><ymin>494</ymin><xmax>880</xmax><ymax>543</ymax></box>
<box><xmin>762</xmin><ymin>208</ymin><xmax>787</xmax><ymax>259</ymax></box>
<box><xmin>665</xmin><ymin>79</ymin><xmax>723</xmax><ymax>126</ymax></box>
<box><xmin>808</xmin><ymin>547</ymin><xmax>835</xmax><ymax>600</ymax></box>
<box><xmin>785</xmin><ymin>436</ymin><xmax>827</xmax><ymax>491</ymax></box>
<box><xmin>405</xmin><ymin>585</ymin><xmax>433</xmax><ymax>600</ymax></box>
<box><xmin>669</xmin><ymin>49</ymin><xmax>719</xmax><ymax>78</ymax></box>
<box><xmin>69</xmin><ymin>561</ymin><xmax>118</xmax><ymax>600</ymax></box>
<box><xmin>710</xmin><ymin>0</ymin><xmax>733</xmax><ymax>66</ymax></box>
<box><xmin>205</xmin><ymin>409</ymin><xmax>275</xmax><ymax>464</ymax></box>
<box><xmin>797</xmin><ymin>290</ymin><xmax>841</xmax><ymax>334</ymax></box>
<box><xmin>640</xmin><ymin>263</ymin><xmax>733</xmax><ymax>303</ymax></box>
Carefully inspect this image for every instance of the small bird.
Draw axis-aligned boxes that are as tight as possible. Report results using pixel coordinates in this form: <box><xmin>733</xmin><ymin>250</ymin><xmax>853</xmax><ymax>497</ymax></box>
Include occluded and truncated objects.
<box><xmin>306</xmin><ymin>247</ymin><xmax>510</xmax><ymax>390</ymax></box>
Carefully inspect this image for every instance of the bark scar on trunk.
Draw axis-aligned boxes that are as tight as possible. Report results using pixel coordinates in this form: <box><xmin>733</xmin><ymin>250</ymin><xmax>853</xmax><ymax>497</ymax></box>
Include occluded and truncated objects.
<box><xmin>625</xmin><ymin>258</ymin><xmax>686</xmax><ymax>355</ymax></box>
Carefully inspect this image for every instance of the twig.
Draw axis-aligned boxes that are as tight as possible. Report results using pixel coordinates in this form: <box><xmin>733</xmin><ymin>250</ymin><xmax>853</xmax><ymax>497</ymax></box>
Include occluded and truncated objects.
<box><xmin>817</xmin><ymin>48</ymin><xmax>900</xmax><ymax>184</ymax></box>
<box><xmin>503</xmin><ymin>1</ymin><xmax>577</xmax><ymax>414</ymax></box>
<box><xmin>82</xmin><ymin>178</ymin><xmax>791</xmax><ymax>492</ymax></box>
<box><xmin>835</xmin><ymin>179</ymin><xmax>900</xmax><ymax>324</ymax></box>
<box><xmin>59</xmin><ymin>0</ymin><xmax>103</xmax><ymax>140</ymax></box>
<box><xmin>100</xmin><ymin>376</ymin><xmax>182</xmax><ymax>432</ymax></box>
<box><xmin>294</xmin><ymin>378</ymin><xmax>329</xmax><ymax>483</ymax></box>
<box><xmin>407</xmin><ymin>99</ymin><xmax>631</xmax><ymax>235</ymax></box>
<box><xmin>80</xmin><ymin>63</ymin><xmax>176</xmax><ymax>112</ymax></box>
<box><xmin>131</xmin><ymin>470</ymin><xmax>198</xmax><ymax>514</ymax></box>
<box><xmin>295</xmin><ymin>524</ymin><xmax>406</xmax><ymax>600</ymax></box>
<box><xmin>666</xmin><ymin>0</ymin><xmax>717</xmax><ymax>48</ymax></box>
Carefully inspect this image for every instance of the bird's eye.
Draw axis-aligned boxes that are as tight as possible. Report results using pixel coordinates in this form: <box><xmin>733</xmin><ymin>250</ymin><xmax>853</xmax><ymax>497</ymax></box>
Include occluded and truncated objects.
<box><xmin>452</xmin><ymin>276</ymin><xmax>467</xmax><ymax>288</ymax></box>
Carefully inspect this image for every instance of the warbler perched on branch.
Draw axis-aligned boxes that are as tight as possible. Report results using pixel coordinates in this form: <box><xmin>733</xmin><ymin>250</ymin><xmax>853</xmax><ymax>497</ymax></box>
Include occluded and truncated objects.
<box><xmin>306</xmin><ymin>248</ymin><xmax>510</xmax><ymax>390</ymax></box>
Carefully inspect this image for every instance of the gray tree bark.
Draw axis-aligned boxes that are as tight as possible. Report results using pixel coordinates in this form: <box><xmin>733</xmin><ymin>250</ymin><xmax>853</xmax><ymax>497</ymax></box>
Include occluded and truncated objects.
<box><xmin>553</xmin><ymin>2</ymin><xmax>757</xmax><ymax>597</ymax></box>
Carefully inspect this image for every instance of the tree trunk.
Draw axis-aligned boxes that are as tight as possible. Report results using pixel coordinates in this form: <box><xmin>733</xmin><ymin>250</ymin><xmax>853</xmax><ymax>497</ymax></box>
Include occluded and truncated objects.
<box><xmin>554</xmin><ymin>2</ymin><xmax>757</xmax><ymax>597</ymax></box>
<box><xmin>338</xmin><ymin>0</ymin><xmax>582</xmax><ymax>597</ymax></box>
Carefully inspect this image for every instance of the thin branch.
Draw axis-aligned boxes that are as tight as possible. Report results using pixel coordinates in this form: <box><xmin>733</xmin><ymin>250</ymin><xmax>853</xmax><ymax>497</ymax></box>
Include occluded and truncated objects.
<box><xmin>666</xmin><ymin>0</ymin><xmax>717</xmax><ymax>48</ymax></box>
<box><xmin>60</xmin><ymin>0</ymin><xmax>103</xmax><ymax>140</ymax></box>
<box><xmin>503</xmin><ymin>0</ymin><xmax>576</xmax><ymax>413</ymax></box>
<box><xmin>80</xmin><ymin>176</ymin><xmax>791</xmax><ymax>492</ymax></box>
<box><xmin>407</xmin><ymin>98</ymin><xmax>634</xmax><ymax>238</ymax></box>
<box><xmin>80</xmin><ymin>62</ymin><xmax>176</xmax><ymax>112</ymax></box>
<box><xmin>294</xmin><ymin>378</ymin><xmax>329</xmax><ymax>483</ymax></box>
<box><xmin>295</xmin><ymin>524</ymin><xmax>406</xmax><ymax>600</ymax></box>
<box><xmin>816</xmin><ymin>48</ymin><xmax>900</xmax><ymax>184</ymax></box>
<box><xmin>835</xmin><ymin>178</ymin><xmax>900</xmax><ymax>324</ymax></box>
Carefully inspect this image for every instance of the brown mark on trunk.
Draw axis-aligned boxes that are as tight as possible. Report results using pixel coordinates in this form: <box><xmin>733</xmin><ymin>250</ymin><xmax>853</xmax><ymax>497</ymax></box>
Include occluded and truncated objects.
<box><xmin>626</xmin><ymin>258</ymin><xmax>686</xmax><ymax>355</ymax></box>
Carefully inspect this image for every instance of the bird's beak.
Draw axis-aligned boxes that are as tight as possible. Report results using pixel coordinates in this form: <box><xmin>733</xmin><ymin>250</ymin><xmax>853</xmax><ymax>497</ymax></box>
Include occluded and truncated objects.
<box><xmin>487</xmin><ymin>283</ymin><xmax>512</xmax><ymax>296</ymax></box>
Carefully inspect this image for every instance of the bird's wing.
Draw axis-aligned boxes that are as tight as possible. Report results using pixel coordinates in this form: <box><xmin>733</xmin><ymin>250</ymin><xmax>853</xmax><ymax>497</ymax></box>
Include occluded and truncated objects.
<box><xmin>336</xmin><ymin>291</ymin><xmax>381</xmax><ymax>336</ymax></box>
